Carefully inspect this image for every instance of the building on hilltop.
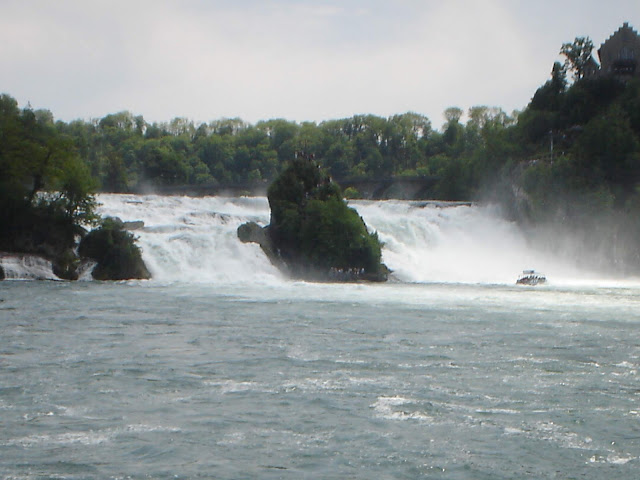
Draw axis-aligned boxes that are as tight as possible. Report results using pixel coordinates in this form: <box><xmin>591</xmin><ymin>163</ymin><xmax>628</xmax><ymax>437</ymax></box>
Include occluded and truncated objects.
<box><xmin>595</xmin><ymin>22</ymin><xmax>640</xmax><ymax>79</ymax></box>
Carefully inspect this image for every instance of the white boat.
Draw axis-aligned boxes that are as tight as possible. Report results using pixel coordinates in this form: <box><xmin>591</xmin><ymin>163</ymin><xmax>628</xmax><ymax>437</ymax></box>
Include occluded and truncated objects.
<box><xmin>516</xmin><ymin>269</ymin><xmax>546</xmax><ymax>286</ymax></box>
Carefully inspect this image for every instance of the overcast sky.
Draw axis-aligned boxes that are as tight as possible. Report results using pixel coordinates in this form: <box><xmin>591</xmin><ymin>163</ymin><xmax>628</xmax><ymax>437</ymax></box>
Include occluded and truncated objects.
<box><xmin>1</xmin><ymin>0</ymin><xmax>639</xmax><ymax>129</ymax></box>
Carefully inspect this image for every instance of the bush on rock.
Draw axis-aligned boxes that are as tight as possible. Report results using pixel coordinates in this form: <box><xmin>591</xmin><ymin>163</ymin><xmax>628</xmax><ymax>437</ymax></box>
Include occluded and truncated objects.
<box><xmin>79</xmin><ymin>217</ymin><xmax>151</xmax><ymax>280</ymax></box>
<box><xmin>266</xmin><ymin>153</ymin><xmax>387</xmax><ymax>281</ymax></box>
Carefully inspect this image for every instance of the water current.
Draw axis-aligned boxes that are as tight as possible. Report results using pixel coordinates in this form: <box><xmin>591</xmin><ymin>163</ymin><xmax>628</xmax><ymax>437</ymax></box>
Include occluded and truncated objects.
<box><xmin>1</xmin><ymin>194</ymin><xmax>639</xmax><ymax>479</ymax></box>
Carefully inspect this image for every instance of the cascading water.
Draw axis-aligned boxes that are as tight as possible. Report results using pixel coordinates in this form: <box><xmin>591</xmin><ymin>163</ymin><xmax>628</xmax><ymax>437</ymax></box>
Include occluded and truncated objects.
<box><xmin>95</xmin><ymin>194</ymin><xmax>606</xmax><ymax>286</ymax></box>
<box><xmin>354</xmin><ymin>200</ymin><xmax>593</xmax><ymax>285</ymax></box>
<box><xmin>0</xmin><ymin>254</ymin><xmax>59</xmax><ymax>281</ymax></box>
<box><xmin>97</xmin><ymin>194</ymin><xmax>281</xmax><ymax>284</ymax></box>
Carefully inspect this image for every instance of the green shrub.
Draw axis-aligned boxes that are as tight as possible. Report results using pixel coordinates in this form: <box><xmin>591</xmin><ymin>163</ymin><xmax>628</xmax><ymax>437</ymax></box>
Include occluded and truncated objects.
<box><xmin>267</xmin><ymin>155</ymin><xmax>386</xmax><ymax>281</ymax></box>
<box><xmin>79</xmin><ymin>217</ymin><xmax>150</xmax><ymax>280</ymax></box>
<box><xmin>343</xmin><ymin>186</ymin><xmax>361</xmax><ymax>199</ymax></box>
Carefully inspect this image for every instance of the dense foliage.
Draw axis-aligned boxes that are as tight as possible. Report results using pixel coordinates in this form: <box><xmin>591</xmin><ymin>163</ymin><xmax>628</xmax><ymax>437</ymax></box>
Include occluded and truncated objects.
<box><xmin>1</xmin><ymin>94</ymin><xmax>524</xmax><ymax>202</ymax></box>
<box><xmin>0</xmin><ymin>94</ymin><xmax>97</xmax><ymax>266</ymax></box>
<box><xmin>0</xmin><ymin>95</ymin><xmax>152</xmax><ymax>280</ymax></box>
<box><xmin>51</xmin><ymin>112</ymin><xmax>443</xmax><ymax>191</ymax></box>
<box><xmin>78</xmin><ymin>217</ymin><xmax>151</xmax><ymax>280</ymax></box>
<box><xmin>516</xmin><ymin>74</ymin><xmax>640</xmax><ymax>214</ymax></box>
<box><xmin>267</xmin><ymin>154</ymin><xmax>386</xmax><ymax>281</ymax></box>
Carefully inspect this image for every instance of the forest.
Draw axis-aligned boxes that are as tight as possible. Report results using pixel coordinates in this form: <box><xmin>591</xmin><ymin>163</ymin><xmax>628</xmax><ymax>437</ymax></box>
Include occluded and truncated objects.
<box><xmin>3</xmin><ymin>68</ymin><xmax>639</xmax><ymax>208</ymax></box>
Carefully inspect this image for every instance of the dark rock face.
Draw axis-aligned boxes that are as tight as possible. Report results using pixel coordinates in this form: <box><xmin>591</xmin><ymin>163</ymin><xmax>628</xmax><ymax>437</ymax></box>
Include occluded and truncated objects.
<box><xmin>237</xmin><ymin>222</ymin><xmax>289</xmax><ymax>274</ymax></box>
<box><xmin>237</xmin><ymin>221</ymin><xmax>268</xmax><ymax>245</ymax></box>
<box><xmin>0</xmin><ymin>263</ymin><xmax>4</xmax><ymax>280</ymax></box>
<box><xmin>78</xmin><ymin>217</ymin><xmax>151</xmax><ymax>281</ymax></box>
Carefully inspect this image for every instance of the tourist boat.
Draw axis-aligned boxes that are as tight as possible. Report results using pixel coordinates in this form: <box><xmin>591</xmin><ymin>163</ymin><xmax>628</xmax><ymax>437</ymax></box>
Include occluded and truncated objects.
<box><xmin>516</xmin><ymin>269</ymin><xmax>546</xmax><ymax>286</ymax></box>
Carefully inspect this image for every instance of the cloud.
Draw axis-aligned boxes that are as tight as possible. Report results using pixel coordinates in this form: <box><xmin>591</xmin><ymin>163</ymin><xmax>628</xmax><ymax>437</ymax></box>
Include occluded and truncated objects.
<box><xmin>1</xmin><ymin>0</ymin><xmax>639</xmax><ymax>127</ymax></box>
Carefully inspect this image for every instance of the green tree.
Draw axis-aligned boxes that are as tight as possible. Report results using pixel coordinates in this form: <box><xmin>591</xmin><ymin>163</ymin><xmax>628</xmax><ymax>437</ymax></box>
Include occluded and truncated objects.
<box><xmin>138</xmin><ymin>139</ymin><xmax>190</xmax><ymax>185</ymax></box>
<box><xmin>443</xmin><ymin>107</ymin><xmax>463</xmax><ymax>125</ymax></box>
<box><xmin>0</xmin><ymin>94</ymin><xmax>99</xmax><ymax>271</ymax></box>
<box><xmin>529</xmin><ymin>62</ymin><xmax>568</xmax><ymax>111</ymax></box>
<box><xmin>78</xmin><ymin>217</ymin><xmax>150</xmax><ymax>280</ymax></box>
<box><xmin>560</xmin><ymin>36</ymin><xmax>595</xmax><ymax>81</ymax></box>
<box><xmin>324</xmin><ymin>139</ymin><xmax>354</xmax><ymax>178</ymax></box>
<box><xmin>267</xmin><ymin>155</ymin><xmax>386</xmax><ymax>280</ymax></box>
<box><xmin>572</xmin><ymin>106</ymin><xmax>640</xmax><ymax>196</ymax></box>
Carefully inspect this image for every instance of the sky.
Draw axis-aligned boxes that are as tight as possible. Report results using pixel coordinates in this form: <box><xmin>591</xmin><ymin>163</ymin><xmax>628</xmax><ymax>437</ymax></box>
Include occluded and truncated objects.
<box><xmin>1</xmin><ymin>0</ymin><xmax>639</xmax><ymax>130</ymax></box>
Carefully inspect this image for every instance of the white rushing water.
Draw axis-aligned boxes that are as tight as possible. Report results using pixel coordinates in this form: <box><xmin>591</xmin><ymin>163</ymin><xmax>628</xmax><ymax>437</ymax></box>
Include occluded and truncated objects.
<box><xmin>0</xmin><ymin>254</ymin><xmax>59</xmax><ymax>280</ymax></box>
<box><xmin>97</xmin><ymin>194</ymin><xmax>280</xmax><ymax>284</ymax></box>
<box><xmin>91</xmin><ymin>194</ymin><xmax>635</xmax><ymax>287</ymax></box>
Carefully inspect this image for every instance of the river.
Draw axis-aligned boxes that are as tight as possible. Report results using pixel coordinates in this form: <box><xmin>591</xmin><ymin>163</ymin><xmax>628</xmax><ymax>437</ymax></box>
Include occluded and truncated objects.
<box><xmin>1</xmin><ymin>194</ymin><xmax>638</xmax><ymax>479</ymax></box>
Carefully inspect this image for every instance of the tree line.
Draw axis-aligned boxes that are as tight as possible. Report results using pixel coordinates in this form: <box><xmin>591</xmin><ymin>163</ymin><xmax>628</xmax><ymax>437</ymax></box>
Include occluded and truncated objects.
<box><xmin>6</xmin><ymin>99</ymin><xmax>526</xmax><ymax>199</ymax></box>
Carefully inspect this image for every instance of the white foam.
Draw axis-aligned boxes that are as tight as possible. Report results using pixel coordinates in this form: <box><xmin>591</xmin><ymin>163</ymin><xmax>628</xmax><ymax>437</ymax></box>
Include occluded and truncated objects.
<box><xmin>7</xmin><ymin>431</ymin><xmax>111</xmax><ymax>447</ymax></box>
<box><xmin>615</xmin><ymin>361</ymin><xmax>637</xmax><ymax>369</ymax></box>
<box><xmin>371</xmin><ymin>395</ymin><xmax>432</xmax><ymax>422</ymax></box>
<box><xmin>204</xmin><ymin>379</ymin><xmax>261</xmax><ymax>393</ymax></box>
<box><xmin>0</xmin><ymin>254</ymin><xmax>59</xmax><ymax>281</ymax></box>
<box><xmin>504</xmin><ymin>426</ymin><xmax>524</xmax><ymax>435</ymax></box>
<box><xmin>528</xmin><ymin>421</ymin><xmax>595</xmax><ymax>450</ymax></box>
<box><xmin>5</xmin><ymin>423</ymin><xmax>182</xmax><ymax>448</ymax></box>
<box><xmin>124</xmin><ymin>423</ymin><xmax>181</xmax><ymax>434</ymax></box>
<box><xmin>590</xmin><ymin>454</ymin><xmax>638</xmax><ymax>465</ymax></box>
<box><xmin>353</xmin><ymin>200</ymin><xmax>610</xmax><ymax>285</ymax></box>
<box><xmin>96</xmin><ymin>194</ymin><xmax>282</xmax><ymax>284</ymax></box>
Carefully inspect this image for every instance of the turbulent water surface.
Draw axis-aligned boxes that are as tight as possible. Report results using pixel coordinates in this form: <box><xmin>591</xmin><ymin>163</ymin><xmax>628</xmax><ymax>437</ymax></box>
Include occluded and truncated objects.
<box><xmin>1</xmin><ymin>195</ymin><xmax>639</xmax><ymax>479</ymax></box>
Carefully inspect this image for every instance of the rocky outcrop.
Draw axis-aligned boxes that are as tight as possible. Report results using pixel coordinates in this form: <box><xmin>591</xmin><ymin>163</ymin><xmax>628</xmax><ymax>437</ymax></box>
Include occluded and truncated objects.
<box><xmin>239</xmin><ymin>153</ymin><xmax>388</xmax><ymax>282</ymax></box>
<box><xmin>123</xmin><ymin>220</ymin><xmax>145</xmax><ymax>231</ymax></box>
<box><xmin>1</xmin><ymin>215</ymin><xmax>150</xmax><ymax>282</ymax></box>
<box><xmin>52</xmin><ymin>249</ymin><xmax>81</xmax><ymax>281</ymax></box>
<box><xmin>78</xmin><ymin>217</ymin><xmax>151</xmax><ymax>281</ymax></box>
<box><xmin>237</xmin><ymin>221</ymin><xmax>268</xmax><ymax>245</ymax></box>
<box><xmin>237</xmin><ymin>222</ymin><xmax>289</xmax><ymax>274</ymax></box>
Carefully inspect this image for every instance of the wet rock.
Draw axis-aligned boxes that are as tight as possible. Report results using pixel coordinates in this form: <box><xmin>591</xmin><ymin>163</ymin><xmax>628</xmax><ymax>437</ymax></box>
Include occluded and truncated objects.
<box><xmin>237</xmin><ymin>222</ymin><xmax>287</xmax><ymax>273</ymax></box>
<box><xmin>123</xmin><ymin>220</ymin><xmax>145</xmax><ymax>231</ymax></box>
<box><xmin>52</xmin><ymin>249</ymin><xmax>81</xmax><ymax>281</ymax></box>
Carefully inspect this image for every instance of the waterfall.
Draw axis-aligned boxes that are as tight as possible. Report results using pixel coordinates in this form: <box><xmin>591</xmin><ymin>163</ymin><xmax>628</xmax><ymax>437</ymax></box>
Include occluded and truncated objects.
<box><xmin>93</xmin><ymin>194</ymin><xmax>602</xmax><ymax>286</ymax></box>
<box><xmin>96</xmin><ymin>194</ymin><xmax>281</xmax><ymax>284</ymax></box>
<box><xmin>353</xmin><ymin>200</ymin><xmax>587</xmax><ymax>285</ymax></box>
<box><xmin>0</xmin><ymin>254</ymin><xmax>59</xmax><ymax>281</ymax></box>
